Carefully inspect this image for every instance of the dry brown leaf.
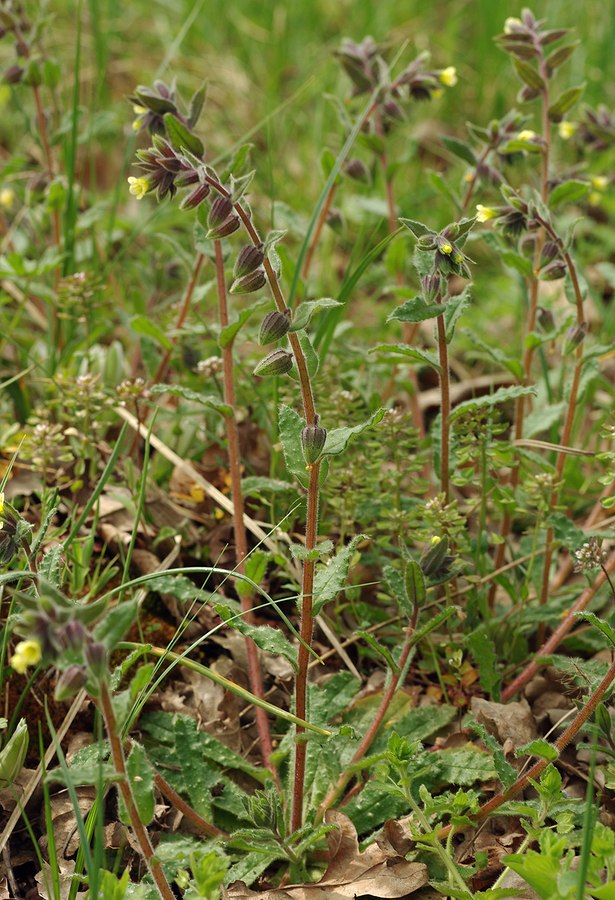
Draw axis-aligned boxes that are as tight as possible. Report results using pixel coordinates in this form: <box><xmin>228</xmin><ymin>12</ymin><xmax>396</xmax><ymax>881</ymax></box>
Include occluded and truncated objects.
<box><xmin>34</xmin><ymin>860</ymin><xmax>87</xmax><ymax>900</ymax></box>
<box><xmin>471</xmin><ymin>697</ymin><xmax>537</xmax><ymax>748</ymax></box>
<box><xmin>38</xmin><ymin>787</ymin><xmax>96</xmax><ymax>858</ymax></box>
<box><xmin>224</xmin><ymin>811</ymin><xmax>427</xmax><ymax>899</ymax></box>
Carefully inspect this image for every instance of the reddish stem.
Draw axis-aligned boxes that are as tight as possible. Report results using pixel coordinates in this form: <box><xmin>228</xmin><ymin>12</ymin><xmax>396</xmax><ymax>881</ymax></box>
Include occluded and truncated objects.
<box><xmin>152</xmin><ymin>252</ymin><xmax>205</xmax><ymax>386</ymax></box>
<box><xmin>213</xmin><ymin>240</ymin><xmax>276</xmax><ymax>775</ymax></box>
<box><xmin>502</xmin><ymin>549</ymin><xmax>615</xmax><ymax>701</ymax></box>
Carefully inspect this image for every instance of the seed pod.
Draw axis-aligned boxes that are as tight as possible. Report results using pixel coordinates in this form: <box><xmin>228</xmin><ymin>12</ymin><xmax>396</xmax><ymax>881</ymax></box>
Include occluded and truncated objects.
<box><xmin>540</xmin><ymin>241</ymin><xmax>559</xmax><ymax>266</ymax></box>
<box><xmin>207</xmin><ymin>213</ymin><xmax>240</xmax><ymax>240</ymax></box>
<box><xmin>563</xmin><ymin>322</ymin><xmax>586</xmax><ymax>355</ymax></box>
<box><xmin>259</xmin><ymin>309</ymin><xmax>291</xmax><ymax>344</ymax></box>
<box><xmin>3</xmin><ymin>64</ymin><xmax>23</xmax><ymax>84</ymax></box>
<box><xmin>253</xmin><ymin>348</ymin><xmax>293</xmax><ymax>377</ymax></box>
<box><xmin>301</xmin><ymin>419</ymin><xmax>327</xmax><ymax>465</ymax></box>
<box><xmin>207</xmin><ymin>196</ymin><xmax>234</xmax><ymax>229</ymax></box>
<box><xmin>234</xmin><ymin>245</ymin><xmax>265</xmax><ymax>279</ymax></box>
<box><xmin>421</xmin><ymin>272</ymin><xmax>441</xmax><ymax>302</ymax></box>
<box><xmin>539</xmin><ymin>260</ymin><xmax>566</xmax><ymax>281</ymax></box>
<box><xmin>536</xmin><ymin>306</ymin><xmax>555</xmax><ymax>332</ymax></box>
<box><xmin>179</xmin><ymin>182</ymin><xmax>211</xmax><ymax>210</ymax></box>
<box><xmin>54</xmin><ymin>665</ymin><xmax>87</xmax><ymax>702</ymax></box>
<box><xmin>175</xmin><ymin>167</ymin><xmax>200</xmax><ymax>188</ymax></box>
<box><xmin>420</xmin><ymin>536</ymin><xmax>451</xmax><ymax>579</ymax></box>
<box><xmin>382</xmin><ymin>99</ymin><xmax>404</xmax><ymax>121</ymax></box>
<box><xmin>343</xmin><ymin>158</ymin><xmax>370</xmax><ymax>183</ymax></box>
<box><xmin>416</xmin><ymin>234</ymin><xmax>437</xmax><ymax>250</ymax></box>
<box><xmin>230</xmin><ymin>268</ymin><xmax>266</xmax><ymax>294</ymax></box>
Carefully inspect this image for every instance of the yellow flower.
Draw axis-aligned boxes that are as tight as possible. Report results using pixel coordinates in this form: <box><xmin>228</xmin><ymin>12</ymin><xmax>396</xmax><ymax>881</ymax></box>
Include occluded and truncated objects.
<box><xmin>589</xmin><ymin>191</ymin><xmax>602</xmax><ymax>207</ymax></box>
<box><xmin>0</xmin><ymin>188</ymin><xmax>15</xmax><ymax>209</ymax></box>
<box><xmin>0</xmin><ymin>491</ymin><xmax>4</xmax><ymax>517</ymax></box>
<box><xmin>132</xmin><ymin>104</ymin><xmax>147</xmax><ymax>115</ymax></box>
<box><xmin>431</xmin><ymin>535</ymin><xmax>442</xmax><ymax>545</ymax></box>
<box><xmin>452</xmin><ymin>250</ymin><xmax>464</xmax><ymax>265</ymax></box>
<box><xmin>504</xmin><ymin>16</ymin><xmax>523</xmax><ymax>33</ymax></box>
<box><xmin>10</xmin><ymin>640</ymin><xmax>42</xmax><ymax>675</ymax></box>
<box><xmin>440</xmin><ymin>242</ymin><xmax>453</xmax><ymax>255</ymax></box>
<box><xmin>558</xmin><ymin>120</ymin><xmax>577</xmax><ymax>140</ymax></box>
<box><xmin>517</xmin><ymin>129</ymin><xmax>536</xmax><ymax>142</ymax></box>
<box><xmin>591</xmin><ymin>175</ymin><xmax>608</xmax><ymax>192</ymax></box>
<box><xmin>127</xmin><ymin>176</ymin><xmax>150</xmax><ymax>200</ymax></box>
<box><xmin>476</xmin><ymin>204</ymin><xmax>495</xmax><ymax>223</ymax></box>
<box><xmin>439</xmin><ymin>66</ymin><xmax>458</xmax><ymax>88</ymax></box>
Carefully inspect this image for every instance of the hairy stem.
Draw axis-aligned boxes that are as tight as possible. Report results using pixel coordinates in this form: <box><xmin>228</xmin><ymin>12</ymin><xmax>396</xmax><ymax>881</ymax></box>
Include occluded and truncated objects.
<box><xmin>99</xmin><ymin>682</ymin><xmax>175</xmax><ymax>900</ymax></box>
<box><xmin>202</xmin><ymin>174</ymin><xmax>321</xmax><ymax>830</ymax></box>
<box><xmin>213</xmin><ymin>239</ymin><xmax>276</xmax><ymax>775</ymax></box>
<box><xmin>291</xmin><ymin>461</ymin><xmax>321</xmax><ymax>832</ymax></box>
<box><xmin>315</xmin><ymin>621</ymin><xmax>416</xmax><ymax>821</ymax></box>
<box><xmin>154</xmin><ymin>769</ymin><xmax>228</xmax><ymax>838</ymax></box>
<box><xmin>489</xmin><ymin>60</ymin><xmax>551</xmax><ymax>608</ymax></box>
<box><xmin>152</xmin><ymin>252</ymin><xmax>205</xmax><ymax>386</ymax></box>
<box><xmin>502</xmin><ymin>549</ymin><xmax>615</xmax><ymax>701</ymax></box>
<box><xmin>436</xmin><ymin>295</ymin><xmax>450</xmax><ymax>502</ymax></box>
<box><xmin>441</xmin><ymin>654</ymin><xmax>615</xmax><ymax>839</ymax></box>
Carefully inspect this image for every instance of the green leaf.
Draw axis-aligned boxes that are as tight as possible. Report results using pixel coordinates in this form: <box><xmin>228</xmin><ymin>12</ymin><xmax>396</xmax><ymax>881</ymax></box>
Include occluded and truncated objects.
<box><xmin>500</xmin><ymin>250</ymin><xmax>534</xmax><ymax>278</ymax></box>
<box><xmin>356</xmin><ymin>631</ymin><xmax>399</xmax><ymax>672</ymax></box>
<box><xmin>548</xmin><ymin>179</ymin><xmax>589</xmax><ymax>208</ymax></box>
<box><xmin>442</xmin><ymin>136</ymin><xmax>477</xmax><ymax>166</ymax></box>
<box><xmin>323</xmin><ymin>408</ymin><xmax>386</xmax><ymax>457</ymax></box>
<box><xmin>429</xmin><ymin>746</ymin><xmax>497</xmax><ymax>786</ymax></box>
<box><xmin>123</xmin><ymin>743</ymin><xmax>155</xmax><ymax>825</ymax></box>
<box><xmin>130</xmin><ymin>315</ymin><xmax>172</xmax><ymax>350</ymax></box>
<box><xmin>466</xmin><ymin>629</ymin><xmax>500</xmax><ymax>699</ymax></box>
<box><xmin>290</xmin><ymin>297</ymin><xmax>342</xmax><ymax>332</ymax></box>
<box><xmin>236</xmin><ymin>551</ymin><xmax>269</xmax><ymax>600</ymax></box>
<box><xmin>163</xmin><ymin>112</ymin><xmax>204</xmax><ymax>157</ymax></box>
<box><xmin>449</xmin><ymin>384</ymin><xmax>537</xmax><ymax>421</ymax></box>
<box><xmin>515</xmin><ymin>739</ymin><xmax>558</xmax><ymax>761</ymax></box>
<box><xmin>464</xmin><ymin>329</ymin><xmax>524</xmax><ymax>380</ymax></box>
<box><xmin>39</xmin><ymin>545</ymin><xmax>63</xmax><ymax>587</ymax></box>
<box><xmin>187</xmin><ymin>83</ymin><xmax>207</xmax><ymax>129</ymax></box>
<box><xmin>311</xmin><ymin>534</ymin><xmax>367</xmax><ymax>615</ymax></box>
<box><xmin>388</xmin><ymin>296</ymin><xmax>443</xmax><ymax>324</ymax></box>
<box><xmin>399</xmin><ymin>218</ymin><xmax>436</xmax><ymax>239</ymax></box>
<box><xmin>575</xmin><ymin>611</ymin><xmax>615</xmax><ymax>649</ymax></box>
<box><xmin>371</xmin><ymin>343</ymin><xmax>441</xmax><ymax>370</ymax></box>
<box><xmin>219</xmin><ymin>297</ymin><xmax>269</xmax><ymax>348</ymax></box>
<box><xmin>289</xmin><ymin>540</ymin><xmax>333</xmax><ymax>561</ymax></box>
<box><xmin>293</xmin><ymin>329</ymin><xmax>319</xmax><ymax>379</ymax></box>
<box><xmin>499</xmin><ymin>138</ymin><xmax>543</xmax><ymax>154</ymax></box>
<box><xmin>469</xmin><ymin>722</ymin><xmax>517</xmax><ymax>788</ymax></box>
<box><xmin>404</xmin><ymin>561</ymin><xmax>426</xmax><ymax>612</ymax></box>
<box><xmin>548</xmin><ymin>84</ymin><xmax>585</xmax><ymax>122</ymax></box>
<box><xmin>149</xmin><ymin>384</ymin><xmax>231</xmax><ymax>417</ymax></box>
<box><xmin>240</xmin><ymin>476</ymin><xmax>297</xmax><ymax>497</ymax></box>
<box><xmin>220</xmin><ymin>142</ymin><xmax>254</xmax><ymax>183</ymax></box>
<box><xmin>215</xmin><ymin>602</ymin><xmax>298</xmax><ymax>669</ymax></box>
<box><xmin>513</xmin><ymin>58</ymin><xmax>546</xmax><ymax>92</ymax></box>
<box><xmin>93</xmin><ymin>600</ymin><xmax>138</xmax><ymax>651</ymax></box>
<box><xmin>278</xmin><ymin>404</ymin><xmax>307</xmax><ymax>483</ymax></box>
<box><xmin>445</xmin><ymin>287</ymin><xmax>472</xmax><ymax>343</ymax></box>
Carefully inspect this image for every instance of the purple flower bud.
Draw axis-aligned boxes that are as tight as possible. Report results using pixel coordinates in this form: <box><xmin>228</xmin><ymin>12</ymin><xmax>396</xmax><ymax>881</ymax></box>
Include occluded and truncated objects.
<box><xmin>234</xmin><ymin>245</ymin><xmax>265</xmax><ymax>278</ymax></box>
<box><xmin>563</xmin><ymin>322</ymin><xmax>587</xmax><ymax>355</ymax></box>
<box><xmin>179</xmin><ymin>182</ymin><xmax>211</xmax><ymax>210</ymax></box>
<box><xmin>540</xmin><ymin>260</ymin><xmax>567</xmax><ymax>281</ymax></box>
<box><xmin>536</xmin><ymin>306</ymin><xmax>555</xmax><ymax>332</ymax></box>
<box><xmin>253</xmin><ymin>349</ymin><xmax>293</xmax><ymax>377</ymax></box>
<box><xmin>301</xmin><ymin>420</ymin><xmax>327</xmax><ymax>465</ymax></box>
<box><xmin>207</xmin><ymin>196</ymin><xmax>234</xmax><ymax>229</ymax></box>
<box><xmin>343</xmin><ymin>158</ymin><xmax>370</xmax><ymax>183</ymax></box>
<box><xmin>54</xmin><ymin>665</ymin><xmax>87</xmax><ymax>702</ymax></box>
<box><xmin>259</xmin><ymin>309</ymin><xmax>291</xmax><ymax>344</ymax></box>
<box><xmin>230</xmin><ymin>268</ymin><xmax>267</xmax><ymax>294</ymax></box>
<box><xmin>421</xmin><ymin>272</ymin><xmax>441</xmax><ymax>303</ymax></box>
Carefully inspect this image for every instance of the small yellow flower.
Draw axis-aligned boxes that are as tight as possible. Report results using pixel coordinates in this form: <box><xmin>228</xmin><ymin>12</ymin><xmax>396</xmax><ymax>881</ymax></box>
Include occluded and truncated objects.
<box><xmin>0</xmin><ymin>492</ymin><xmax>4</xmax><ymax>516</ymax></box>
<box><xmin>591</xmin><ymin>175</ymin><xmax>608</xmax><ymax>192</ymax></box>
<box><xmin>431</xmin><ymin>535</ymin><xmax>442</xmax><ymax>545</ymax></box>
<box><xmin>439</xmin><ymin>66</ymin><xmax>458</xmax><ymax>88</ymax></box>
<box><xmin>558</xmin><ymin>120</ymin><xmax>577</xmax><ymax>140</ymax></box>
<box><xmin>214</xmin><ymin>507</ymin><xmax>224</xmax><ymax>521</ymax></box>
<box><xmin>464</xmin><ymin>171</ymin><xmax>474</xmax><ymax>183</ymax></box>
<box><xmin>452</xmin><ymin>250</ymin><xmax>464</xmax><ymax>265</ymax></box>
<box><xmin>589</xmin><ymin>191</ymin><xmax>602</xmax><ymax>207</ymax></box>
<box><xmin>440</xmin><ymin>242</ymin><xmax>453</xmax><ymax>255</ymax></box>
<box><xmin>517</xmin><ymin>129</ymin><xmax>537</xmax><ymax>142</ymax></box>
<box><xmin>132</xmin><ymin>104</ymin><xmax>147</xmax><ymax>116</ymax></box>
<box><xmin>0</xmin><ymin>188</ymin><xmax>15</xmax><ymax>209</ymax></box>
<box><xmin>476</xmin><ymin>204</ymin><xmax>495</xmax><ymax>223</ymax></box>
<box><xmin>10</xmin><ymin>640</ymin><xmax>42</xmax><ymax>675</ymax></box>
<box><xmin>127</xmin><ymin>176</ymin><xmax>150</xmax><ymax>200</ymax></box>
<box><xmin>504</xmin><ymin>17</ymin><xmax>523</xmax><ymax>33</ymax></box>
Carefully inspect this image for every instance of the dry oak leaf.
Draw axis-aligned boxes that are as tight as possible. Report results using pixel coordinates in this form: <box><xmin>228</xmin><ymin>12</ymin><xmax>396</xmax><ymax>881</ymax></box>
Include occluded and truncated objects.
<box><xmin>223</xmin><ymin>810</ymin><xmax>427</xmax><ymax>899</ymax></box>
